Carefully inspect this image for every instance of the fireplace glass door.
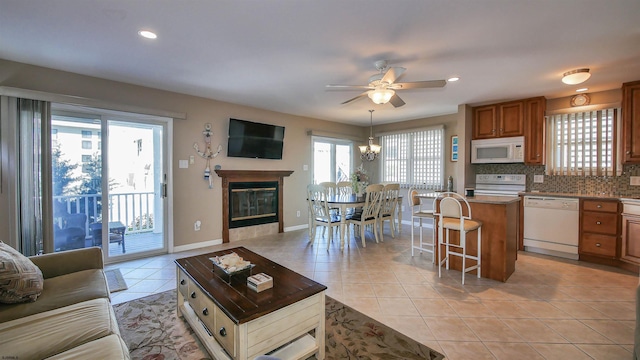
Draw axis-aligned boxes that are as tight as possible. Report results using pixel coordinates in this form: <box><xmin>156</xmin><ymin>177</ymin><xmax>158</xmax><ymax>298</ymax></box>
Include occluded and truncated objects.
<box><xmin>229</xmin><ymin>181</ymin><xmax>278</xmax><ymax>228</ymax></box>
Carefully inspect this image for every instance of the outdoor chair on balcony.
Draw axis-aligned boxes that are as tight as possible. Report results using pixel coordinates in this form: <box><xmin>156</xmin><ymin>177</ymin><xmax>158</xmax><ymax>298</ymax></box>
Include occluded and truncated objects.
<box><xmin>89</xmin><ymin>221</ymin><xmax>127</xmax><ymax>254</ymax></box>
<box><xmin>53</xmin><ymin>213</ymin><xmax>87</xmax><ymax>251</ymax></box>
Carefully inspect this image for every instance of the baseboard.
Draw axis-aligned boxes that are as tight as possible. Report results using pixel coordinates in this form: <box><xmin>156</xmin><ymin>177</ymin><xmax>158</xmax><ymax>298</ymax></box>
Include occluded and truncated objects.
<box><xmin>172</xmin><ymin>239</ymin><xmax>223</xmax><ymax>253</ymax></box>
<box><xmin>285</xmin><ymin>224</ymin><xmax>309</xmax><ymax>232</ymax></box>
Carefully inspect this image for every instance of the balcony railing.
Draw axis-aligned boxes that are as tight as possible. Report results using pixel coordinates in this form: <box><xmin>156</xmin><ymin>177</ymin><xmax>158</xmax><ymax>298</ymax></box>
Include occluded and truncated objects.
<box><xmin>53</xmin><ymin>191</ymin><xmax>156</xmax><ymax>237</ymax></box>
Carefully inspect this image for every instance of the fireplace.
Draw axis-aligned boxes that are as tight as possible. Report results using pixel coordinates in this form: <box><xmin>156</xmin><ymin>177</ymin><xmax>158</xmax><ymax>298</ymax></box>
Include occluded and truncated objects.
<box><xmin>229</xmin><ymin>181</ymin><xmax>278</xmax><ymax>229</ymax></box>
<box><xmin>215</xmin><ymin>170</ymin><xmax>293</xmax><ymax>243</ymax></box>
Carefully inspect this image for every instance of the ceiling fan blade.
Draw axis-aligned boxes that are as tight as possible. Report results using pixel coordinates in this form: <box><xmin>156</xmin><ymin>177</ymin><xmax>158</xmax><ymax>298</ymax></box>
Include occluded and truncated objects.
<box><xmin>326</xmin><ymin>84</ymin><xmax>374</xmax><ymax>91</ymax></box>
<box><xmin>392</xmin><ymin>80</ymin><xmax>446</xmax><ymax>89</ymax></box>
<box><xmin>341</xmin><ymin>92</ymin><xmax>369</xmax><ymax>105</ymax></box>
<box><xmin>381</xmin><ymin>67</ymin><xmax>406</xmax><ymax>84</ymax></box>
<box><xmin>389</xmin><ymin>94</ymin><xmax>406</xmax><ymax>108</ymax></box>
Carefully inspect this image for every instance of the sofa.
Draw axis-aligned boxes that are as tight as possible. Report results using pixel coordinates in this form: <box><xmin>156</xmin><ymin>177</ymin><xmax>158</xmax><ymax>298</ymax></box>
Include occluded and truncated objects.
<box><xmin>0</xmin><ymin>246</ymin><xmax>130</xmax><ymax>359</ymax></box>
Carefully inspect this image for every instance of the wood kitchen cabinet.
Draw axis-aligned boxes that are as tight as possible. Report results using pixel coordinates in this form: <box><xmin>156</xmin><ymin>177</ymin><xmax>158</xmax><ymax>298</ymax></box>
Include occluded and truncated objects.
<box><xmin>524</xmin><ymin>97</ymin><xmax>546</xmax><ymax>165</ymax></box>
<box><xmin>622</xmin><ymin>80</ymin><xmax>640</xmax><ymax>163</ymax></box>
<box><xmin>472</xmin><ymin>99</ymin><xmax>528</xmax><ymax>139</ymax></box>
<box><xmin>621</xmin><ymin>200</ymin><xmax>640</xmax><ymax>265</ymax></box>
<box><xmin>579</xmin><ymin>199</ymin><xmax>620</xmax><ymax>260</ymax></box>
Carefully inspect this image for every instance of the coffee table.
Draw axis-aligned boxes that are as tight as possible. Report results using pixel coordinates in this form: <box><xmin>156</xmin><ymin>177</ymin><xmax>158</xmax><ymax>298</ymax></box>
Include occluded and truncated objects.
<box><xmin>175</xmin><ymin>247</ymin><xmax>327</xmax><ymax>360</ymax></box>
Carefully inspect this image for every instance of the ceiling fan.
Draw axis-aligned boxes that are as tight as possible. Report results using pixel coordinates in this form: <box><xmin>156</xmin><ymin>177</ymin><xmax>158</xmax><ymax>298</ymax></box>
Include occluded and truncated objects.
<box><xmin>326</xmin><ymin>60</ymin><xmax>446</xmax><ymax>108</ymax></box>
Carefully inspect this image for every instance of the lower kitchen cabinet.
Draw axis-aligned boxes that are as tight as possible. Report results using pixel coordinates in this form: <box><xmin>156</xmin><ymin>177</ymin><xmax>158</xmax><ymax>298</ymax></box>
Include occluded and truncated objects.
<box><xmin>579</xmin><ymin>199</ymin><xmax>620</xmax><ymax>261</ymax></box>
<box><xmin>621</xmin><ymin>200</ymin><xmax>640</xmax><ymax>264</ymax></box>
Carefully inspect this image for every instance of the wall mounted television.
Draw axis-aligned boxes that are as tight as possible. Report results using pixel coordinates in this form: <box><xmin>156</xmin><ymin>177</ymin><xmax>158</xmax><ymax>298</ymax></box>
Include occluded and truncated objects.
<box><xmin>227</xmin><ymin>118</ymin><xmax>285</xmax><ymax>160</ymax></box>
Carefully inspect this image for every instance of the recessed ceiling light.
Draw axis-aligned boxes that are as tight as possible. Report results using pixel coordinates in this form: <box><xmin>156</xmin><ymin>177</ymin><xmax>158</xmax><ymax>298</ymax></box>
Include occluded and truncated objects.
<box><xmin>576</xmin><ymin>88</ymin><xmax>589</xmax><ymax>92</ymax></box>
<box><xmin>447</xmin><ymin>77</ymin><xmax>460</xmax><ymax>82</ymax></box>
<box><xmin>138</xmin><ymin>30</ymin><xmax>157</xmax><ymax>39</ymax></box>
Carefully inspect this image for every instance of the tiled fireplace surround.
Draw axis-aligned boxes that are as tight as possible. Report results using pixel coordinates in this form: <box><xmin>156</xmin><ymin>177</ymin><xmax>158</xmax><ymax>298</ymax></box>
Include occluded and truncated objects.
<box><xmin>474</xmin><ymin>164</ymin><xmax>640</xmax><ymax>198</ymax></box>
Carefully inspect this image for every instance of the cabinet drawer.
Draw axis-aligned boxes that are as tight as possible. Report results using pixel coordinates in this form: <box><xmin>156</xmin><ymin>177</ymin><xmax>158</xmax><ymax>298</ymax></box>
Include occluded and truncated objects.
<box><xmin>582</xmin><ymin>212</ymin><xmax>618</xmax><ymax>235</ymax></box>
<box><xmin>189</xmin><ymin>287</ymin><xmax>216</xmax><ymax>334</ymax></box>
<box><xmin>581</xmin><ymin>233</ymin><xmax>617</xmax><ymax>257</ymax></box>
<box><xmin>583</xmin><ymin>200</ymin><xmax>618</xmax><ymax>213</ymax></box>
<box><xmin>214</xmin><ymin>307</ymin><xmax>236</xmax><ymax>356</ymax></box>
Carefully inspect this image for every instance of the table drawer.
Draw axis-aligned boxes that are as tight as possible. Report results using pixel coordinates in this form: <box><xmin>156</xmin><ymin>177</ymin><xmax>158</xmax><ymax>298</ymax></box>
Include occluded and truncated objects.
<box><xmin>583</xmin><ymin>200</ymin><xmax>618</xmax><ymax>213</ymax></box>
<box><xmin>214</xmin><ymin>307</ymin><xmax>236</xmax><ymax>357</ymax></box>
<box><xmin>189</xmin><ymin>287</ymin><xmax>216</xmax><ymax>334</ymax></box>
<box><xmin>177</xmin><ymin>268</ymin><xmax>190</xmax><ymax>299</ymax></box>
<box><xmin>582</xmin><ymin>212</ymin><xmax>618</xmax><ymax>235</ymax></box>
<box><xmin>581</xmin><ymin>233</ymin><xmax>617</xmax><ymax>257</ymax></box>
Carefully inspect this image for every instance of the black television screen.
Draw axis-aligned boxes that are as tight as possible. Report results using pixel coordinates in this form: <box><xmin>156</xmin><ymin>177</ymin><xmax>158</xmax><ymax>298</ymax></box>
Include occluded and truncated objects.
<box><xmin>227</xmin><ymin>118</ymin><xmax>285</xmax><ymax>160</ymax></box>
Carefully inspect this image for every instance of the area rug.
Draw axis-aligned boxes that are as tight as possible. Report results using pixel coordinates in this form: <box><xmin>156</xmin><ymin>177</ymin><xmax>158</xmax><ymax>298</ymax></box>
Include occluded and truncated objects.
<box><xmin>105</xmin><ymin>269</ymin><xmax>128</xmax><ymax>293</ymax></box>
<box><xmin>113</xmin><ymin>290</ymin><xmax>445</xmax><ymax>360</ymax></box>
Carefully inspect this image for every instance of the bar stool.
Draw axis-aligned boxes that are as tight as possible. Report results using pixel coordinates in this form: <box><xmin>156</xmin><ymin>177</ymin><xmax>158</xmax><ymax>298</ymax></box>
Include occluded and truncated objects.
<box><xmin>409</xmin><ymin>188</ymin><xmax>435</xmax><ymax>262</ymax></box>
<box><xmin>433</xmin><ymin>192</ymin><xmax>482</xmax><ymax>285</ymax></box>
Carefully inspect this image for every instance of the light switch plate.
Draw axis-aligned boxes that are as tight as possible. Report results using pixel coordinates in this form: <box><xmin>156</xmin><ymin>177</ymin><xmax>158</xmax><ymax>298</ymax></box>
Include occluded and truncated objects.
<box><xmin>631</xmin><ymin>176</ymin><xmax>640</xmax><ymax>186</ymax></box>
<box><xmin>189</xmin><ymin>155</ymin><xmax>195</xmax><ymax>165</ymax></box>
<box><xmin>179</xmin><ymin>160</ymin><xmax>188</xmax><ymax>168</ymax></box>
<box><xmin>534</xmin><ymin>175</ymin><xmax>544</xmax><ymax>183</ymax></box>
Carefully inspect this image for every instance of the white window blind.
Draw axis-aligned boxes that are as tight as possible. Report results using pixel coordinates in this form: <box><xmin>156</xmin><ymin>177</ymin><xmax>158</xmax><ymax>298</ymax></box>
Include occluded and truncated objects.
<box><xmin>546</xmin><ymin>108</ymin><xmax>620</xmax><ymax>176</ymax></box>
<box><xmin>380</xmin><ymin>127</ymin><xmax>444</xmax><ymax>189</ymax></box>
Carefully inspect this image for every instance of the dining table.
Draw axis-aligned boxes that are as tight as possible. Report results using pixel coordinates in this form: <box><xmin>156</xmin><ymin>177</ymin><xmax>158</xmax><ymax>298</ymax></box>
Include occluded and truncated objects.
<box><xmin>325</xmin><ymin>194</ymin><xmax>403</xmax><ymax>250</ymax></box>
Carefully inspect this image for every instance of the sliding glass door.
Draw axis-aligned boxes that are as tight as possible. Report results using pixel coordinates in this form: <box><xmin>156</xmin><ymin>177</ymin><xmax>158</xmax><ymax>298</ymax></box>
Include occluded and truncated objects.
<box><xmin>51</xmin><ymin>107</ymin><xmax>168</xmax><ymax>261</ymax></box>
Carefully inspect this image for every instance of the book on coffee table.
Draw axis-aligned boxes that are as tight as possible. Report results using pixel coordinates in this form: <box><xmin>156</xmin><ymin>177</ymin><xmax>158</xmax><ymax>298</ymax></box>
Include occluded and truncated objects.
<box><xmin>247</xmin><ymin>273</ymin><xmax>273</xmax><ymax>292</ymax></box>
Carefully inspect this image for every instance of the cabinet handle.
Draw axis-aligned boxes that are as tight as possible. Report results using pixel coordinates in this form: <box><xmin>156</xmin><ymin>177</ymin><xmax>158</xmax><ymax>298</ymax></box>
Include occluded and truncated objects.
<box><xmin>219</xmin><ymin>327</ymin><xmax>227</xmax><ymax>337</ymax></box>
<box><xmin>492</xmin><ymin>129</ymin><xmax>496</xmax><ymax>133</ymax></box>
<box><xmin>202</xmin><ymin>308</ymin><xmax>209</xmax><ymax>316</ymax></box>
<box><xmin>180</xmin><ymin>279</ymin><xmax>186</xmax><ymax>285</ymax></box>
<box><xmin>190</xmin><ymin>291</ymin><xmax>196</xmax><ymax>299</ymax></box>
<box><xmin>596</xmin><ymin>243</ymin><xmax>601</xmax><ymax>247</ymax></box>
<box><xmin>536</xmin><ymin>154</ymin><xmax>540</xmax><ymax>157</ymax></box>
<box><xmin>500</xmin><ymin>128</ymin><xmax>504</xmax><ymax>133</ymax></box>
<box><xmin>596</xmin><ymin>221</ymin><xmax>601</xmax><ymax>225</ymax></box>
<box><xmin>596</xmin><ymin>204</ymin><xmax>602</xmax><ymax>208</ymax></box>
<box><xmin>627</xmin><ymin>150</ymin><xmax>631</xmax><ymax>154</ymax></box>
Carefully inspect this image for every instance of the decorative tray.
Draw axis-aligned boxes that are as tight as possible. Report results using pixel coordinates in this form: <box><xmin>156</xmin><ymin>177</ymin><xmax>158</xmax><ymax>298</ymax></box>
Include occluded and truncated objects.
<box><xmin>210</xmin><ymin>252</ymin><xmax>254</xmax><ymax>283</ymax></box>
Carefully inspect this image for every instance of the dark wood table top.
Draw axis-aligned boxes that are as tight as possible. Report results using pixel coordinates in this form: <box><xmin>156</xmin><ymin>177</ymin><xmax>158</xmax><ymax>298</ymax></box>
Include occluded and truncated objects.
<box><xmin>175</xmin><ymin>246</ymin><xmax>327</xmax><ymax>324</ymax></box>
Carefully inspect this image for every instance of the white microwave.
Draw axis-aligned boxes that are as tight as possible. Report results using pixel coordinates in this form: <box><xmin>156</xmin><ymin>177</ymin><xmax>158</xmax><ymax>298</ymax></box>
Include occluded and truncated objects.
<box><xmin>471</xmin><ymin>136</ymin><xmax>524</xmax><ymax>164</ymax></box>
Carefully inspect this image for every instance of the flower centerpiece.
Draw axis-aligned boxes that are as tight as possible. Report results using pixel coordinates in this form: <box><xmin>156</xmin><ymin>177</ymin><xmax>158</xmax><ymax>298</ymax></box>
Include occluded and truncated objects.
<box><xmin>351</xmin><ymin>164</ymin><xmax>369</xmax><ymax>196</ymax></box>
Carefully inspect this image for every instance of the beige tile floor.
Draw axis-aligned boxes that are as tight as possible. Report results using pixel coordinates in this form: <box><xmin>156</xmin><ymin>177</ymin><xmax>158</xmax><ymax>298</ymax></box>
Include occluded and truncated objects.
<box><xmin>107</xmin><ymin>224</ymin><xmax>638</xmax><ymax>360</ymax></box>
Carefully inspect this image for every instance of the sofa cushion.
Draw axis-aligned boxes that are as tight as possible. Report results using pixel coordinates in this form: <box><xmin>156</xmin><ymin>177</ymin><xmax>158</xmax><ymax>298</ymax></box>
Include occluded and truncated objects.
<box><xmin>0</xmin><ymin>268</ymin><xmax>109</xmax><ymax>322</ymax></box>
<box><xmin>45</xmin><ymin>334</ymin><xmax>130</xmax><ymax>360</ymax></box>
<box><xmin>0</xmin><ymin>241</ymin><xmax>44</xmax><ymax>304</ymax></box>
<box><xmin>0</xmin><ymin>298</ymin><xmax>119</xmax><ymax>359</ymax></box>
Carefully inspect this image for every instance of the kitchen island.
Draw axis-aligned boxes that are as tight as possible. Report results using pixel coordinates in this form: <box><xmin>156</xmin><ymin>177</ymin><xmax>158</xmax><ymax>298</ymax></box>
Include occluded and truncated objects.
<box><xmin>426</xmin><ymin>194</ymin><xmax>521</xmax><ymax>282</ymax></box>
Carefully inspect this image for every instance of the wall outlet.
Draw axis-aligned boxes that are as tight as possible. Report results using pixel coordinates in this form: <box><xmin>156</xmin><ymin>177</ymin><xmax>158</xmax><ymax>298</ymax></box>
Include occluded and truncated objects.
<box><xmin>533</xmin><ymin>175</ymin><xmax>544</xmax><ymax>183</ymax></box>
<box><xmin>194</xmin><ymin>220</ymin><xmax>201</xmax><ymax>231</ymax></box>
<box><xmin>631</xmin><ymin>176</ymin><xmax>640</xmax><ymax>186</ymax></box>
<box><xmin>296</xmin><ymin>210</ymin><xmax>301</xmax><ymax>217</ymax></box>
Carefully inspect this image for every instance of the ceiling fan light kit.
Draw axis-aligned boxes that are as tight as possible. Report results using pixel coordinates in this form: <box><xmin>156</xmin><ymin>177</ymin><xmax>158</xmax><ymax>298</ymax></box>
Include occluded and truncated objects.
<box><xmin>367</xmin><ymin>89</ymin><xmax>395</xmax><ymax>104</ymax></box>
<box><xmin>562</xmin><ymin>68</ymin><xmax>591</xmax><ymax>85</ymax></box>
<box><xmin>360</xmin><ymin>110</ymin><xmax>381</xmax><ymax>161</ymax></box>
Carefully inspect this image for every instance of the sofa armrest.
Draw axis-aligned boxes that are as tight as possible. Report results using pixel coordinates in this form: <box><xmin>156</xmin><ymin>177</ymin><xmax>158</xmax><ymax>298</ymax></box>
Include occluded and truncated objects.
<box><xmin>29</xmin><ymin>247</ymin><xmax>104</xmax><ymax>279</ymax></box>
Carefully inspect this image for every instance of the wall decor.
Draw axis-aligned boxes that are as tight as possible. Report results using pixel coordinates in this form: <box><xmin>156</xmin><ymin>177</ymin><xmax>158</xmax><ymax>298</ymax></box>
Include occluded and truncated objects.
<box><xmin>451</xmin><ymin>135</ymin><xmax>459</xmax><ymax>162</ymax></box>
<box><xmin>193</xmin><ymin>123</ymin><xmax>223</xmax><ymax>189</ymax></box>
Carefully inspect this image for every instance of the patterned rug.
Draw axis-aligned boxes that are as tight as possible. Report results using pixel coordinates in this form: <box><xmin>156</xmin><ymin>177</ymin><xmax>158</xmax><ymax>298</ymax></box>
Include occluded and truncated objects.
<box><xmin>113</xmin><ymin>290</ymin><xmax>444</xmax><ymax>360</ymax></box>
<box><xmin>105</xmin><ymin>268</ymin><xmax>128</xmax><ymax>293</ymax></box>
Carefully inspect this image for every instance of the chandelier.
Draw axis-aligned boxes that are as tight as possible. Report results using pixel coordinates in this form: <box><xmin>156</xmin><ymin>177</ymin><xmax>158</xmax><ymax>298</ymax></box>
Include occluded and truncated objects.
<box><xmin>359</xmin><ymin>109</ymin><xmax>381</xmax><ymax>161</ymax></box>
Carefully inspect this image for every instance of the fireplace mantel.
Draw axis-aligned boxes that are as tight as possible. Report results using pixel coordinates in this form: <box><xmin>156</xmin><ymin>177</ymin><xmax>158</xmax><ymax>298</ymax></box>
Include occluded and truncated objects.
<box><xmin>215</xmin><ymin>170</ymin><xmax>294</xmax><ymax>243</ymax></box>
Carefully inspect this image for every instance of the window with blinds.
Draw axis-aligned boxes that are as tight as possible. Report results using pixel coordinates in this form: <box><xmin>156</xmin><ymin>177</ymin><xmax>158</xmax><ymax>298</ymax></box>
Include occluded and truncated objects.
<box><xmin>380</xmin><ymin>127</ymin><xmax>444</xmax><ymax>189</ymax></box>
<box><xmin>546</xmin><ymin>108</ymin><xmax>620</xmax><ymax>176</ymax></box>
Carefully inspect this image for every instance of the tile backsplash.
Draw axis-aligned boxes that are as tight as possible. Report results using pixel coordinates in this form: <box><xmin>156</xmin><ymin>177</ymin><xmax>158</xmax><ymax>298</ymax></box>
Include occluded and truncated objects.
<box><xmin>473</xmin><ymin>163</ymin><xmax>640</xmax><ymax>198</ymax></box>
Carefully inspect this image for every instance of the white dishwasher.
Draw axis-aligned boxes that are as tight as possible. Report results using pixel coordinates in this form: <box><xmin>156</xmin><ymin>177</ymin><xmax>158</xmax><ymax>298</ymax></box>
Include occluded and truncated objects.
<box><xmin>523</xmin><ymin>196</ymin><xmax>580</xmax><ymax>260</ymax></box>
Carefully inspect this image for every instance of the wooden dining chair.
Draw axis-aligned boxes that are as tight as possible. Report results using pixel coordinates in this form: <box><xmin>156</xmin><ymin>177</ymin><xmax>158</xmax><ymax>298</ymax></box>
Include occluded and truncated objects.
<box><xmin>307</xmin><ymin>184</ymin><xmax>341</xmax><ymax>250</ymax></box>
<box><xmin>346</xmin><ymin>184</ymin><xmax>384</xmax><ymax>247</ymax></box>
<box><xmin>378</xmin><ymin>183</ymin><xmax>400</xmax><ymax>241</ymax></box>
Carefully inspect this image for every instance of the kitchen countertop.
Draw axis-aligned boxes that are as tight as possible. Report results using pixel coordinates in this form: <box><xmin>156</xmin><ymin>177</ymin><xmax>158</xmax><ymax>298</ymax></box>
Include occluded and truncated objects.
<box><xmin>519</xmin><ymin>191</ymin><xmax>640</xmax><ymax>201</ymax></box>
<box><xmin>417</xmin><ymin>192</ymin><xmax>520</xmax><ymax>204</ymax></box>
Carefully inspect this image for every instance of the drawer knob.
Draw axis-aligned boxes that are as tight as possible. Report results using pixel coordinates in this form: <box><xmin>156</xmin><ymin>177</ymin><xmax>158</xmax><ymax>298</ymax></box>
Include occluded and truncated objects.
<box><xmin>596</xmin><ymin>243</ymin><xmax>601</xmax><ymax>247</ymax></box>
<box><xmin>596</xmin><ymin>221</ymin><xmax>601</xmax><ymax>225</ymax></box>
<box><xmin>202</xmin><ymin>308</ymin><xmax>209</xmax><ymax>316</ymax></box>
<box><xmin>190</xmin><ymin>291</ymin><xmax>196</xmax><ymax>299</ymax></box>
<box><xmin>219</xmin><ymin>327</ymin><xmax>227</xmax><ymax>337</ymax></box>
<box><xmin>180</xmin><ymin>279</ymin><xmax>186</xmax><ymax>285</ymax></box>
<box><xmin>596</xmin><ymin>204</ymin><xmax>602</xmax><ymax>208</ymax></box>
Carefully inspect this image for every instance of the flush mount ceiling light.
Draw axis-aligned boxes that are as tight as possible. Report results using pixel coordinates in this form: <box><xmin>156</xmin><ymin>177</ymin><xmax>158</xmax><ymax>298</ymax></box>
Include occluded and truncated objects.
<box><xmin>138</xmin><ymin>30</ymin><xmax>157</xmax><ymax>39</ymax></box>
<box><xmin>562</xmin><ymin>68</ymin><xmax>590</xmax><ymax>85</ymax></box>
<box><xmin>359</xmin><ymin>110</ymin><xmax>381</xmax><ymax>161</ymax></box>
<box><xmin>367</xmin><ymin>88</ymin><xmax>395</xmax><ymax>105</ymax></box>
<box><xmin>447</xmin><ymin>77</ymin><xmax>460</xmax><ymax>82</ymax></box>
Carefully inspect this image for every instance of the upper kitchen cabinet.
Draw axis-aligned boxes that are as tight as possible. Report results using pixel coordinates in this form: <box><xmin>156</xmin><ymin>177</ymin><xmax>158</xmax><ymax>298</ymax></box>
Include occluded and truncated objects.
<box><xmin>524</xmin><ymin>97</ymin><xmax>546</xmax><ymax>165</ymax></box>
<box><xmin>472</xmin><ymin>100</ymin><xmax>525</xmax><ymax>139</ymax></box>
<box><xmin>622</xmin><ymin>80</ymin><xmax>640</xmax><ymax>163</ymax></box>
